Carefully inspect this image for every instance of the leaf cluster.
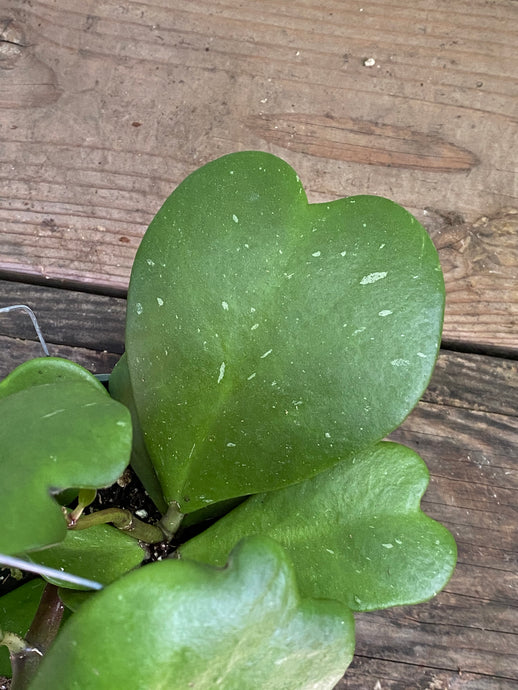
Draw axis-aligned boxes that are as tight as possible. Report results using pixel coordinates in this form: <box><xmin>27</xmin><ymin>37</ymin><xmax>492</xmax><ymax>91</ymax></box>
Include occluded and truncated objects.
<box><xmin>0</xmin><ymin>152</ymin><xmax>456</xmax><ymax>689</ymax></box>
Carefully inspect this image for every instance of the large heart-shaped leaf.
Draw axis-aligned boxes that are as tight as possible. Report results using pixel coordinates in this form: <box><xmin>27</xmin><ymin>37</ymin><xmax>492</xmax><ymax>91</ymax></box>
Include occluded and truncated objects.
<box><xmin>179</xmin><ymin>442</ymin><xmax>457</xmax><ymax>611</ymax></box>
<box><xmin>30</xmin><ymin>536</ymin><xmax>355</xmax><ymax>690</ymax></box>
<box><xmin>126</xmin><ymin>151</ymin><xmax>444</xmax><ymax>512</ymax></box>
<box><xmin>26</xmin><ymin>524</ymin><xmax>147</xmax><ymax>590</ymax></box>
<box><xmin>0</xmin><ymin>358</ymin><xmax>132</xmax><ymax>555</ymax></box>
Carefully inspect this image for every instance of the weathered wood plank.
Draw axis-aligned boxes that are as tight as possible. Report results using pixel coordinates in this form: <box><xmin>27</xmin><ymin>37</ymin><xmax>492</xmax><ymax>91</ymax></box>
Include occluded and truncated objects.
<box><xmin>0</xmin><ymin>335</ymin><xmax>119</xmax><ymax>376</ymax></box>
<box><xmin>431</xmin><ymin>209</ymin><xmax>518</xmax><ymax>355</ymax></box>
<box><xmin>0</xmin><ymin>280</ymin><xmax>126</xmax><ymax>353</ymax></box>
<box><xmin>423</xmin><ymin>349</ymin><xmax>518</xmax><ymax>417</ymax></box>
<box><xmin>0</xmin><ymin>1</ymin><xmax>517</xmax><ymax>350</ymax></box>
<box><xmin>338</xmin><ymin>656</ymin><xmax>518</xmax><ymax>690</ymax></box>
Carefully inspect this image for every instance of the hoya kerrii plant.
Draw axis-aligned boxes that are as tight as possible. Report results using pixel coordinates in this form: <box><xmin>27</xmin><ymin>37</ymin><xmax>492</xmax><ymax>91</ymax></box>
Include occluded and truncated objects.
<box><xmin>0</xmin><ymin>151</ymin><xmax>457</xmax><ymax>689</ymax></box>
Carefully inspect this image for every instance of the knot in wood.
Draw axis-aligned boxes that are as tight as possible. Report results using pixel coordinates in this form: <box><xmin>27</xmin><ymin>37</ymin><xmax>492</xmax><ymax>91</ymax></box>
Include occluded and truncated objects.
<box><xmin>0</xmin><ymin>18</ymin><xmax>25</xmax><ymax>69</ymax></box>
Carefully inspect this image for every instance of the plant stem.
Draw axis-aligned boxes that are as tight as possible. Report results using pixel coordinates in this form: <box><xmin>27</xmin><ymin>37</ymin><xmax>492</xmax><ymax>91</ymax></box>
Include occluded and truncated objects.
<box><xmin>158</xmin><ymin>501</ymin><xmax>184</xmax><ymax>540</ymax></box>
<box><xmin>68</xmin><ymin>488</ymin><xmax>97</xmax><ymax>524</ymax></box>
<box><xmin>73</xmin><ymin>507</ymin><xmax>165</xmax><ymax>544</ymax></box>
<box><xmin>10</xmin><ymin>584</ymin><xmax>64</xmax><ymax>690</ymax></box>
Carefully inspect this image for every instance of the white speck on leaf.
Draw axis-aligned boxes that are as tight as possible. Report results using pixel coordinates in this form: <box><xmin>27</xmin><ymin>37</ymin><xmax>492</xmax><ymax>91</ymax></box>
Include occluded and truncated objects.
<box><xmin>312</xmin><ymin>251</ymin><xmax>321</xmax><ymax>257</ymax></box>
<box><xmin>226</xmin><ymin>442</ymin><xmax>236</xmax><ymax>447</ymax></box>
<box><xmin>136</xmin><ymin>303</ymin><xmax>143</xmax><ymax>315</ymax></box>
<box><xmin>157</xmin><ymin>297</ymin><xmax>164</xmax><ymax>306</ymax></box>
<box><xmin>251</xmin><ymin>323</ymin><xmax>259</xmax><ymax>330</ymax></box>
<box><xmin>378</xmin><ymin>310</ymin><xmax>393</xmax><ymax>317</ymax></box>
<box><xmin>261</xmin><ymin>349</ymin><xmax>273</xmax><ymax>358</ymax></box>
<box><xmin>391</xmin><ymin>359</ymin><xmax>410</xmax><ymax>367</ymax></box>
<box><xmin>353</xmin><ymin>327</ymin><xmax>366</xmax><ymax>336</ymax></box>
<box><xmin>340</xmin><ymin>251</ymin><xmax>347</xmax><ymax>257</ymax></box>
<box><xmin>42</xmin><ymin>409</ymin><xmax>65</xmax><ymax>419</ymax></box>
<box><xmin>382</xmin><ymin>543</ymin><xmax>394</xmax><ymax>549</ymax></box>
<box><xmin>232</xmin><ymin>214</ymin><xmax>239</xmax><ymax>223</ymax></box>
<box><xmin>146</xmin><ymin>258</ymin><xmax>155</xmax><ymax>266</ymax></box>
<box><xmin>247</xmin><ymin>372</ymin><xmax>256</xmax><ymax>380</ymax></box>
<box><xmin>417</xmin><ymin>352</ymin><xmax>427</xmax><ymax>358</ymax></box>
<box><xmin>222</xmin><ymin>301</ymin><xmax>229</xmax><ymax>310</ymax></box>
<box><xmin>360</xmin><ymin>271</ymin><xmax>387</xmax><ymax>285</ymax></box>
<box><xmin>217</xmin><ymin>362</ymin><xmax>226</xmax><ymax>383</ymax></box>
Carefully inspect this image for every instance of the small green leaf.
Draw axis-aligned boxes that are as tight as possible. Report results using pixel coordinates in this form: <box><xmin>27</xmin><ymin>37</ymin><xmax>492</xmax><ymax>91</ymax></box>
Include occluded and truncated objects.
<box><xmin>126</xmin><ymin>151</ymin><xmax>444</xmax><ymax>512</ymax></box>
<box><xmin>180</xmin><ymin>442</ymin><xmax>457</xmax><ymax>611</ymax></box>
<box><xmin>0</xmin><ymin>580</ymin><xmax>45</xmax><ymax>678</ymax></box>
<box><xmin>26</xmin><ymin>524</ymin><xmax>147</xmax><ymax>590</ymax></box>
<box><xmin>30</xmin><ymin>537</ymin><xmax>355</xmax><ymax>690</ymax></box>
<box><xmin>0</xmin><ymin>359</ymin><xmax>132</xmax><ymax>555</ymax></box>
<box><xmin>0</xmin><ymin>357</ymin><xmax>105</xmax><ymax>400</ymax></box>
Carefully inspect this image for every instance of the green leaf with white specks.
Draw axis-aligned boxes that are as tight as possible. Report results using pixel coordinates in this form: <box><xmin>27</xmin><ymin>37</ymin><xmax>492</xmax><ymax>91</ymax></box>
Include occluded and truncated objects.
<box><xmin>179</xmin><ymin>442</ymin><xmax>457</xmax><ymax>612</ymax></box>
<box><xmin>0</xmin><ymin>358</ymin><xmax>132</xmax><ymax>555</ymax></box>
<box><xmin>125</xmin><ymin>151</ymin><xmax>444</xmax><ymax>512</ymax></box>
<box><xmin>29</xmin><ymin>536</ymin><xmax>355</xmax><ymax>690</ymax></box>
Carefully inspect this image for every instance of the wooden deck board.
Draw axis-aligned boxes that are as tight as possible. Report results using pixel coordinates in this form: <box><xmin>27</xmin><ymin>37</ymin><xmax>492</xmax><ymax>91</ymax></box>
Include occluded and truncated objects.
<box><xmin>1</xmin><ymin>0</ymin><xmax>517</xmax><ymax>349</ymax></box>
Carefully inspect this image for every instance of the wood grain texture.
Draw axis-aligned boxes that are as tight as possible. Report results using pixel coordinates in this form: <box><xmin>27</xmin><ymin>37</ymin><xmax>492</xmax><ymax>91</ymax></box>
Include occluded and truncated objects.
<box><xmin>0</xmin><ymin>279</ymin><xmax>126</xmax><ymax>353</ymax></box>
<box><xmin>0</xmin><ymin>0</ymin><xmax>517</xmax><ymax>349</ymax></box>
<box><xmin>433</xmin><ymin>209</ymin><xmax>518</xmax><ymax>354</ymax></box>
<box><xmin>246</xmin><ymin>113</ymin><xmax>480</xmax><ymax>172</ymax></box>
<box><xmin>423</xmin><ymin>349</ymin><xmax>518</xmax><ymax>417</ymax></box>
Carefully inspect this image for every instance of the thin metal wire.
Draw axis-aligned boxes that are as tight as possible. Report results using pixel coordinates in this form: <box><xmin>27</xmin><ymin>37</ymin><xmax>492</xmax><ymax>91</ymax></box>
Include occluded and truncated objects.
<box><xmin>0</xmin><ymin>304</ymin><xmax>50</xmax><ymax>356</ymax></box>
<box><xmin>0</xmin><ymin>554</ymin><xmax>104</xmax><ymax>590</ymax></box>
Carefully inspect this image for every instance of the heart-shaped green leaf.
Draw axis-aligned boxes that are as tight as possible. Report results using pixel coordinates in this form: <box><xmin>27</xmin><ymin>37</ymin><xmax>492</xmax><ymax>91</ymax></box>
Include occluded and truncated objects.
<box><xmin>126</xmin><ymin>151</ymin><xmax>444</xmax><ymax>512</ymax></box>
<box><xmin>179</xmin><ymin>442</ymin><xmax>457</xmax><ymax>611</ymax></box>
<box><xmin>26</xmin><ymin>524</ymin><xmax>146</xmax><ymax>590</ymax></box>
<box><xmin>30</xmin><ymin>536</ymin><xmax>355</xmax><ymax>690</ymax></box>
<box><xmin>0</xmin><ymin>359</ymin><xmax>132</xmax><ymax>555</ymax></box>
